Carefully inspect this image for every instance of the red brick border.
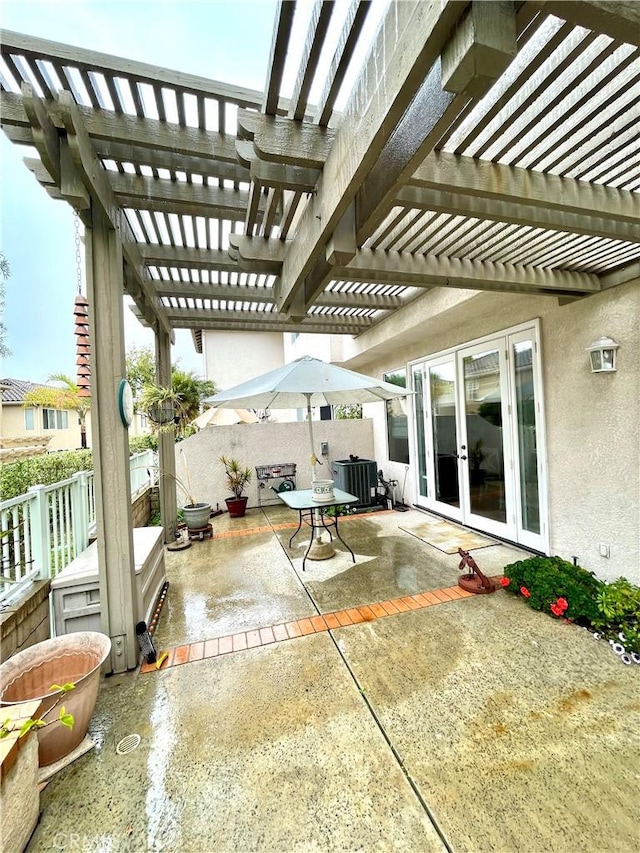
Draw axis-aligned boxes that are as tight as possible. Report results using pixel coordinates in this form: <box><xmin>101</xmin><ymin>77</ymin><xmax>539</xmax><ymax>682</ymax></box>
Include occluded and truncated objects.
<box><xmin>140</xmin><ymin>583</ymin><xmax>478</xmax><ymax>674</ymax></box>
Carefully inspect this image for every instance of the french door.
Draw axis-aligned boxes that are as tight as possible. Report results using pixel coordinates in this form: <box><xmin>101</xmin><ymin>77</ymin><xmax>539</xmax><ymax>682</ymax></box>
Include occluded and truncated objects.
<box><xmin>411</xmin><ymin>323</ymin><xmax>547</xmax><ymax>551</ymax></box>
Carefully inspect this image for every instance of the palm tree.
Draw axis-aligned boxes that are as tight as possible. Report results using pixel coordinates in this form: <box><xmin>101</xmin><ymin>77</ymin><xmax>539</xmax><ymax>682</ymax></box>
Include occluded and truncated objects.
<box><xmin>169</xmin><ymin>369</ymin><xmax>215</xmax><ymax>434</ymax></box>
<box><xmin>23</xmin><ymin>373</ymin><xmax>91</xmax><ymax>449</ymax></box>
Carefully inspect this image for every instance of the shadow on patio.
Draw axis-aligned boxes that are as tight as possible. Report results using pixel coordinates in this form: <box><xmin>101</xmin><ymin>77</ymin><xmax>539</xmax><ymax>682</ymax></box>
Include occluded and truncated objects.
<box><xmin>29</xmin><ymin>507</ymin><xmax>639</xmax><ymax>852</ymax></box>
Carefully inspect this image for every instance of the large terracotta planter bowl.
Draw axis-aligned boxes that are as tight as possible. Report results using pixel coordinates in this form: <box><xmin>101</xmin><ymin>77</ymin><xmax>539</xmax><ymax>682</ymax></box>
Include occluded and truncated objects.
<box><xmin>0</xmin><ymin>631</ymin><xmax>111</xmax><ymax>766</ymax></box>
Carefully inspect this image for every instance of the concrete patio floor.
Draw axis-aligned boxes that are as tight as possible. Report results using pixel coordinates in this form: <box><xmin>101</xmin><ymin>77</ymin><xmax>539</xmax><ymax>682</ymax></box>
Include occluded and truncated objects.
<box><xmin>29</xmin><ymin>507</ymin><xmax>638</xmax><ymax>852</ymax></box>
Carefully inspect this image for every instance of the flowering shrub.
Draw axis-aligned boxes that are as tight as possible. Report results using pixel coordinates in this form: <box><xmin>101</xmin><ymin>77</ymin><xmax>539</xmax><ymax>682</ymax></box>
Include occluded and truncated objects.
<box><xmin>501</xmin><ymin>556</ymin><xmax>640</xmax><ymax>656</ymax></box>
<box><xmin>502</xmin><ymin>556</ymin><xmax>602</xmax><ymax>625</ymax></box>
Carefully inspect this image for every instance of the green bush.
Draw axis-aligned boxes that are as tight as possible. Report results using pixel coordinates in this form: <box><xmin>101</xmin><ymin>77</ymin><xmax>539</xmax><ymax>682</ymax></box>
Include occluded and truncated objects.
<box><xmin>129</xmin><ymin>434</ymin><xmax>158</xmax><ymax>454</ymax></box>
<box><xmin>595</xmin><ymin>578</ymin><xmax>640</xmax><ymax>654</ymax></box>
<box><xmin>0</xmin><ymin>450</ymin><xmax>94</xmax><ymax>501</ymax></box>
<box><xmin>502</xmin><ymin>556</ymin><xmax>640</xmax><ymax>654</ymax></box>
<box><xmin>502</xmin><ymin>555</ymin><xmax>602</xmax><ymax>625</ymax></box>
<box><xmin>1</xmin><ymin>442</ymin><xmax>158</xmax><ymax>501</ymax></box>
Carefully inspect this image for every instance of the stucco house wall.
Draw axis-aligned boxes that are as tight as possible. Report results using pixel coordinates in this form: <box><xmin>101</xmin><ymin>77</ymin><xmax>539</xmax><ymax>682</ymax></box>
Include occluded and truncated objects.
<box><xmin>337</xmin><ymin>280</ymin><xmax>639</xmax><ymax>584</ymax></box>
<box><xmin>203</xmin><ymin>331</ymin><xmax>285</xmax><ymax>391</ymax></box>
<box><xmin>1</xmin><ymin>403</ymin><xmax>91</xmax><ymax>451</ymax></box>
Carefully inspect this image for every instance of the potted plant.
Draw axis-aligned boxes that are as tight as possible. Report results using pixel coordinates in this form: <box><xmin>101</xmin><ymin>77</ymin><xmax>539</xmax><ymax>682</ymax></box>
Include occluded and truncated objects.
<box><xmin>219</xmin><ymin>456</ymin><xmax>252</xmax><ymax>518</ymax></box>
<box><xmin>142</xmin><ymin>450</ymin><xmax>212</xmax><ymax>534</ymax></box>
<box><xmin>139</xmin><ymin>383</ymin><xmax>185</xmax><ymax>430</ymax></box>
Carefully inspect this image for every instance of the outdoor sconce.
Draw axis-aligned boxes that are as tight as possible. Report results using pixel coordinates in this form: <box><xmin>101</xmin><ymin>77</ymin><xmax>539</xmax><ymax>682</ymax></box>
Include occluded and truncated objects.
<box><xmin>586</xmin><ymin>336</ymin><xmax>619</xmax><ymax>373</ymax></box>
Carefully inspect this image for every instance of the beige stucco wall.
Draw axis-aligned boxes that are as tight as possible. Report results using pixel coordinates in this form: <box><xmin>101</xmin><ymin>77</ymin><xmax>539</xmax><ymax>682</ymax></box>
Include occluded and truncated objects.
<box><xmin>203</xmin><ymin>331</ymin><xmax>285</xmax><ymax>391</ymax></box>
<box><xmin>336</xmin><ymin>281</ymin><xmax>639</xmax><ymax>584</ymax></box>
<box><xmin>176</xmin><ymin>419</ymin><xmax>375</xmax><ymax>511</ymax></box>
<box><xmin>1</xmin><ymin>404</ymin><xmax>92</xmax><ymax>451</ymax></box>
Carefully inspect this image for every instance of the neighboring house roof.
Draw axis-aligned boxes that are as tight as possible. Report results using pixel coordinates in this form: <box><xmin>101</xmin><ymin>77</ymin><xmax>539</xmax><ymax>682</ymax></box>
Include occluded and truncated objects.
<box><xmin>0</xmin><ymin>378</ymin><xmax>49</xmax><ymax>404</ymax></box>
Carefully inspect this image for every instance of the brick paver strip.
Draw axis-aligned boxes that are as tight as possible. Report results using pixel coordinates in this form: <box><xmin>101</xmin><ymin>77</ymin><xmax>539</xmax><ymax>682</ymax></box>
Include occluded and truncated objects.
<box><xmin>189</xmin><ymin>641</ymin><xmax>204</xmax><ymax>662</ymax></box>
<box><xmin>232</xmin><ymin>633</ymin><xmax>248</xmax><ymax>652</ymax></box>
<box><xmin>141</xmin><ymin>576</ymin><xmax>500</xmax><ymax>674</ymax></box>
<box><xmin>246</xmin><ymin>630</ymin><xmax>262</xmax><ymax>648</ymax></box>
<box><xmin>219</xmin><ymin>636</ymin><xmax>234</xmax><ymax>655</ymax></box>
<box><xmin>285</xmin><ymin>621</ymin><xmax>302</xmax><ymax>638</ymax></box>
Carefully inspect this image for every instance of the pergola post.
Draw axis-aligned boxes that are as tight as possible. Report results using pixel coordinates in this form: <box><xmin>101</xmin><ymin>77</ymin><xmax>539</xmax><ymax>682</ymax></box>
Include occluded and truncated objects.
<box><xmin>85</xmin><ymin>205</ymin><xmax>137</xmax><ymax>673</ymax></box>
<box><xmin>155</xmin><ymin>329</ymin><xmax>178</xmax><ymax>544</ymax></box>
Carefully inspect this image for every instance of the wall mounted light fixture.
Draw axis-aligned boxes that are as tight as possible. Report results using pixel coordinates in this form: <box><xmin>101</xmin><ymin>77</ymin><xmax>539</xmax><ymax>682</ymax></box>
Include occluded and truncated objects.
<box><xmin>586</xmin><ymin>336</ymin><xmax>619</xmax><ymax>373</ymax></box>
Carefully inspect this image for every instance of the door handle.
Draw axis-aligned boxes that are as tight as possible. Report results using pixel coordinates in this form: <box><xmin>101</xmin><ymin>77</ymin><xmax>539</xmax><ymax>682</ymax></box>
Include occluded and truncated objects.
<box><xmin>457</xmin><ymin>453</ymin><xmax>467</xmax><ymax>460</ymax></box>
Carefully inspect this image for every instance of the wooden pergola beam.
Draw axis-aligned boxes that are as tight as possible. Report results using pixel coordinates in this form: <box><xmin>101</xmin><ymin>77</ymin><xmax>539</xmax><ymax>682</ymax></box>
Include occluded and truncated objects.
<box><xmin>1</xmin><ymin>91</ymin><xmax>239</xmax><ymax>162</ymax></box>
<box><xmin>532</xmin><ymin>2</ymin><xmax>640</xmax><ymax>48</ymax></box>
<box><xmin>395</xmin><ymin>186</ymin><xmax>640</xmax><ymax>244</ymax></box>
<box><xmin>97</xmin><ymin>142</ymin><xmax>249</xmax><ymax>183</ymax></box>
<box><xmin>140</xmin><ymin>246</ymin><xmax>240</xmax><ymax>271</ymax></box>
<box><xmin>288</xmin><ymin>0</ymin><xmax>335</xmax><ymax>121</ymax></box>
<box><xmin>314</xmin><ymin>0</ymin><xmax>372</xmax><ymax>126</ymax></box>
<box><xmin>132</xmin><ymin>306</ymin><xmax>373</xmax><ymax>335</ymax></box>
<box><xmin>55</xmin><ymin>90</ymin><xmax>174</xmax><ymax>340</ymax></box>
<box><xmin>407</xmin><ymin>151</ymin><xmax>640</xmax><ymax>231</ymax></box>
<box><xmin>274</xmin><ymin>0</ymin><xmax>505</xmax><ymax>315</ymax></box>
<box><xmin>1</xmin><ymin>29</ymin><xmax>264</xmax><ymax>106</ymax></box>
<box><xmin>338</xmin><ymin>249</ymin><xmax>602</xmax><ymax>296</ymax></box>
<box><xmin>168</xmin><ymin>318</ymin><xmax>371</xmax><ymax>335</ymax></box>
<box><xmin>109</xmin><ymin>173</ymin><xmax>261</xmax><ymax>221</ymax></box>
<box><xmin>152</xmin><ymin>278</ymin><xmax>403</xmax><ymax>310</ymax></box>
<box><xmin>263</xmin><ymin>0</ymin><xmax>297</xmax><ymax>115</ymax></box>
<box><xmin>238</xmin><ymin>109</ymin><xmax>335</xmax><ymax>168</ymax></box>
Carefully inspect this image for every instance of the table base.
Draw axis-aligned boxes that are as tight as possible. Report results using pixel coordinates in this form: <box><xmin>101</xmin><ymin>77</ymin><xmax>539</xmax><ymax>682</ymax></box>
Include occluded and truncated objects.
<box><xmin>307</xmin><ymin>537</ymin><xmax>336</xmax><ymax>561</ymax></box>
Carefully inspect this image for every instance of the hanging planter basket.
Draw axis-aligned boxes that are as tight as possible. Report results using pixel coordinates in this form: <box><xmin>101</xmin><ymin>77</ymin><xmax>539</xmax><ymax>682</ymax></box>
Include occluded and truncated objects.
<box><xmin>148</xmin><ymin>401</ymin><xmax>175</xmax><ymax>425</ymax></box>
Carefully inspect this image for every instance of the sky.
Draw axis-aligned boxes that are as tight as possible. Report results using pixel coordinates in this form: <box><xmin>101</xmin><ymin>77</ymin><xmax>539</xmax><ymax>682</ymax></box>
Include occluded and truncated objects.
<box><xmin>0</xmin><ymin>0</ymin><xmax>279</xmax><ymax>382</ymax></box>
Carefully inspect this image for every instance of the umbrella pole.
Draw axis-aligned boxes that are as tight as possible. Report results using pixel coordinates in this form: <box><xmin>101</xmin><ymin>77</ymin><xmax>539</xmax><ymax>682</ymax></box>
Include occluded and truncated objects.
<box><xmin>305</xmin><ymin>395</ymin><xmax>334</xmax><ymax>559</ymax></box>
<box><xmin>306</xmin><ymin>394</ymin><xmax>317</xmax><ymax>482</ymax></box>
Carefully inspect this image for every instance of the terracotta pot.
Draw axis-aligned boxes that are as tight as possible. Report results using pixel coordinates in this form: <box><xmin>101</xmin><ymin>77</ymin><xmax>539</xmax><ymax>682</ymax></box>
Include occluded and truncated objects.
<box><xmin>225</xmin><ymin>496</ymin><xmax>248</xmax><ymax>518</ymax></box>
<box><xmin>0</xmin><ymin>632</ymin><xmax>111</xmax><ymax>766</ymax></box>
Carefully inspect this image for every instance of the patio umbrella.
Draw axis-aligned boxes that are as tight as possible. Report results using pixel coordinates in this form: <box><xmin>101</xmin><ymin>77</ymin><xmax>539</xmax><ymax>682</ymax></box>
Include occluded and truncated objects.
<box><xmin>192</xmin><ymin>406</ymin><xmax>259</xmax><ymax>429</ymax></box>
<box><xmin>204</xmin><ymin>356</ymin><xmax>410</xmax><ymax>481</ymax></box>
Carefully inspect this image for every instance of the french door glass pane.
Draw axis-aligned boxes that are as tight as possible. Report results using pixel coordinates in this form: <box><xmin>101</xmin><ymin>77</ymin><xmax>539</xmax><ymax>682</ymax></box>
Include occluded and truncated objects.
<box><xmin>514</xmin><ymin>341</ymin><xmax>540</xmax><ymax>533</ymax></box>
<box><xmin>412</xmin><ymin>367</ymin><xmax>428</xmax><ymax>498</ymax></box>
<box><xmin>463</xmin><ymin>349</ymin><xmax>506</xmax><ymax>523</ymax></box>
<box><xmin>429</xmin><ymin>363</ymin><xmax>459</xmax><ymax>507</ymax></box>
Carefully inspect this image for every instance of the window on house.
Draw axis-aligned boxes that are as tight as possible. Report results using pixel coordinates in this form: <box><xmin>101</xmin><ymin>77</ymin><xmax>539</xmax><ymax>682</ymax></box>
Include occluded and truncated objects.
<box><xmin>384</xmin><ymin>369</ymin><xmax>409</xmax><ymax>464</ymax></box>
<box><xmin>24</xmin><ymin>408</ymin><xmax>35</xmax><ymax>430</ymax></box>
<box><xmin>466</xmin><ymin>379</ymin><xmax>480</xmax><ymax>401</ymax></box>
<box><xmin>43</xmin><ymin>409</ymin><xmax>69</xmax><ymax>430</ymax></box>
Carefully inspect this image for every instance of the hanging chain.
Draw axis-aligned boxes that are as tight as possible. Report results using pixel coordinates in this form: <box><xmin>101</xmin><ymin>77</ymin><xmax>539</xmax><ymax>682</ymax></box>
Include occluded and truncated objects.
<box><xmin>74</xmin><ymin>211</ymin><xmax>83</xmax><ymax>295</ymax></box>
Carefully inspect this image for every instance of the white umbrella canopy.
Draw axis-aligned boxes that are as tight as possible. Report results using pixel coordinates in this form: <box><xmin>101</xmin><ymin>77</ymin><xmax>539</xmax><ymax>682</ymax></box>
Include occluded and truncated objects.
<box><xmin>192</xmin><ymin>406</ymin><xmax>259</xmax><ymax>429</ymax></box>
<box><xmin>204</xmin><ymin>356</ymin><xmax>410</xmax><ymax>479</ymax></box>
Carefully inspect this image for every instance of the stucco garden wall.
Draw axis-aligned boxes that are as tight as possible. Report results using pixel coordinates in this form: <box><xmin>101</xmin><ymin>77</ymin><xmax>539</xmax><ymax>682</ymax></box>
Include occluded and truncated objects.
<box><xmin>175</xmin><ymin>419</ymin><xmax>375</xmax><ymax>511</ymax></box>
<box><xmin>338</xmin><ymin>280</ymin><xmax>639</xmax><ymax>584</ymax></box>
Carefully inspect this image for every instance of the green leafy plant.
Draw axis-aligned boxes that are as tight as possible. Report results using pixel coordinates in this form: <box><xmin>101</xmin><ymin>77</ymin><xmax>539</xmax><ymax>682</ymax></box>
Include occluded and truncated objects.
<box><xmin>324</xmin><ymin>504</ymin><xmax>353</xmax><ymax>518</ymax></box>
<box><xmin>595</xmin><ymin>578</ymin><xmax>640</xmax><ymax>653</ymax></box>
<box><xmin>219</xmin><ymin>456</ymin><xmax>252</xmax><ymax>499</ymax></box>
<box><xmin>0</xmin><ymin>682</ymin><xmax>75</xmax><ymax>739</ymax></box>
<box><xmin>502</xmin><ymin>556</ymin><xmax>602</xmax><ymax>625</ymax></box>
<box><xmin>139</xmin><ymin>384</ymin><xmax>186</xmax><ymax>432</ymax></box>
<box><xmin>0</xmin><ymin>450</ymin><xmax>93</xmax><ymax>501</ymax></box>
<box><xmin>129</xmin><ymin>434</ymin><xmax>158</xmax><ymax>454</ymax></box>
<box><xmin>501</xmin><ymin>556</ymin><xmax>640</xmax><ymax>655</ymax></box>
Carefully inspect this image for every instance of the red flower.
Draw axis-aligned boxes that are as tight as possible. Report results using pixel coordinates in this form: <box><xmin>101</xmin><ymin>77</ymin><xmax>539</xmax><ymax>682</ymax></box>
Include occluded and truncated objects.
<box><xmin>556</xmin><ymin>597</ymin><xmax>568</xmax><ymax>612</ymax></box>
<box><xmin>520</xmin><ymin>586</ymin><xmax>531</xmax><ymax>598</ymax></box>
<box><xmin>550</xmin><ymin>602</ymin><xmax>563</xmax><ymax>616</ymax></box>
<box><xmin>499</xmin><ymin>577</ymin><xmax>510</xmax><ymax>587</ymax></box>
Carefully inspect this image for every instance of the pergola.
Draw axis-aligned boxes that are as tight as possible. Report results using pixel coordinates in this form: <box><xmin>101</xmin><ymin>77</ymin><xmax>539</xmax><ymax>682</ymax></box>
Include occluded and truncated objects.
<box><xmin>1</xmin><ymin>0</ymin><xmax>638</xmax><ymax>670</ymax></box>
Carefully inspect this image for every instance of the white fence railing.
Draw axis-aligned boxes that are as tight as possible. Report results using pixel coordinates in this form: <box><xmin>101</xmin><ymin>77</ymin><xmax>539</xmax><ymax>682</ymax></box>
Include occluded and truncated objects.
<box><xmin>0</xmin><ymin>449</ymin><xmax>157</xmax><ymax>606</ymax></box>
